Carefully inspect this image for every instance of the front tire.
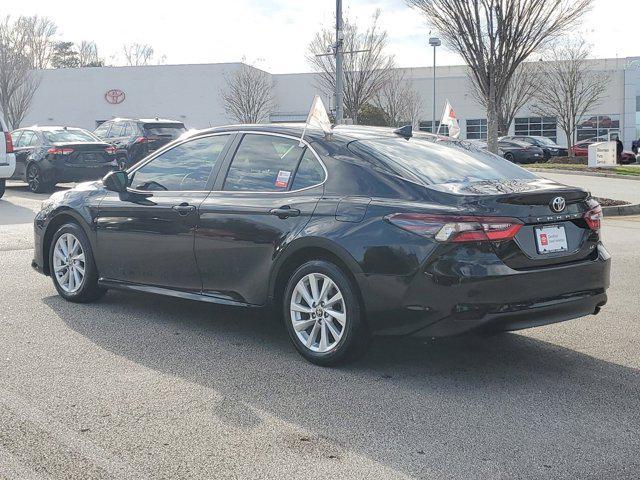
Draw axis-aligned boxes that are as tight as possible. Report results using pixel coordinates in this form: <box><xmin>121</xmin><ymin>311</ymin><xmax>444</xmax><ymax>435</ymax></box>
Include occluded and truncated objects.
<box><xmin>503</xmin><ymin>152</ymin><xmax>514</xmax><ymax>163</ymax></box>
<box><xmin>49</xmin><ymin>223</ymin><xmax>106</xmax><ymax>303</ymax></box>
<box><xmin>283</xmin><ymin>260</ymin><xmax>369</xmax><ymax>366</ymax></box>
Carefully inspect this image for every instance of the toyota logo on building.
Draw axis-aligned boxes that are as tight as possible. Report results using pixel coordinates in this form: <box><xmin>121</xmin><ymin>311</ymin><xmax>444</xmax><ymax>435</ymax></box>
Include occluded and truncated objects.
<box><xmin>105</xmin><ymin>89</ymin><xmax>126</xmax><ymax>105</ymax></box>
<box><xmin>551</xmin><ymin>196</ymin><xmax>566</xmax><ymax>213</ymax></box>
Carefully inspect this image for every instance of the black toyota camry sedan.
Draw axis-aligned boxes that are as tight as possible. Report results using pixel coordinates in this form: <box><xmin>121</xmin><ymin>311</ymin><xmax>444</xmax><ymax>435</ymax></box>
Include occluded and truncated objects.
<box><xmin>10</xmin><ymin>126</ymin><xmax>118</xmax><ymax>193</ymax></box>
<box><xmin>32</xmin><ymin>124</ymin><xmax>611</xmax><ymax>365</ymax></box>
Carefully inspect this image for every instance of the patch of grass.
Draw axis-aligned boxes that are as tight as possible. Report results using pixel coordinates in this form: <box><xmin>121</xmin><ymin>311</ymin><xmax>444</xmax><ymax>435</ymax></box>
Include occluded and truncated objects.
<box><xmin>527</xmin><ymin>163</ymin><xmax>640</xmax><ymax>176</ymax></box>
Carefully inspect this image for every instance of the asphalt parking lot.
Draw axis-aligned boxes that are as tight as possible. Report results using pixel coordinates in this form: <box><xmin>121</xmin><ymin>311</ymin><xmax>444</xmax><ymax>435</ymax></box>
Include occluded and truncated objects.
<box><xmin>1</xmin><ymin>180</ymin><xmax>639</xmax><ymax>480</ymax></box>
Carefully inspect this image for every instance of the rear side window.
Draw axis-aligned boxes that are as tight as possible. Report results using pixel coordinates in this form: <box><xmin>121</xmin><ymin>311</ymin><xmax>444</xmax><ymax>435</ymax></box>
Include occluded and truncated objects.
<box><xmin>144</xmin><ymin>123</ymin><xmax>186</xmax><ymax>138</ymax></box>
<box><xmin>94</xmin><ymin>122</ymin><xmax>111</xmax><ymax>137</ymax></box>
<box><xmin>291</xmin><ymin>149</ymin><xmax>325</xmax><ymax>190</ymax></box>
<box><xmin>16</xmin><ymin>131</ymin><xmax>37</xmax><ymax>147</ymax></box>
<box><xmin>10</xmin><ymin>131</ymin><xmax>22</xmax><ymax>146</ymax></box>
<box><xmin>224</xmin><ymin>134</ymin><xmax>305</xmax><ymax>192</ymax></box>
<box><xmin>350</xmin><ymin>137</ymin><xmax>537</xmax><ymax>185</ymax></box>
<box><xmin>108</xmin><ymin>123</ymin><xmax>125</xmax><ymax>138</ymax></box>
<box><xmin>129</xmin><ymin>135</ymin><xmax>230</xmax><ymax>191</ymax></box>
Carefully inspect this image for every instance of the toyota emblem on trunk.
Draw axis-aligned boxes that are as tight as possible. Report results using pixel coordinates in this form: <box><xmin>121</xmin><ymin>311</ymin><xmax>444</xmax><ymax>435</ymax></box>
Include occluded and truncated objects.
<box><xmin>551</xmin><ymin>196</ymin><xmax>566</xmax><ymax>213</ymax></box>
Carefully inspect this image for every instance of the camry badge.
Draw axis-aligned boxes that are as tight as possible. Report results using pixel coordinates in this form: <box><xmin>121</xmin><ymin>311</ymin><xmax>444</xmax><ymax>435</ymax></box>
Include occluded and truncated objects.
<box><xmin>551</xmin><ymin>196</ymin><xmax>566</xmax><ymax>213</ymax></box>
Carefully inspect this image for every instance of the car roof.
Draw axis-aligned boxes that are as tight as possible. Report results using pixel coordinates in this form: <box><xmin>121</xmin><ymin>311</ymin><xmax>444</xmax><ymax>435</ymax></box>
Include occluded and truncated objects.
<box><xmin>13</xmin><ymin>126</ymin><xmax>88</xmax><ymax>132</ymax></box>
<box><xmin>109</xmin><ymin>117</ymin><xmax>184</xmax><ymax>124</ymax></box>
<box><xmin>195</xmin><ymin>123</ymin><xmax>447</xmax><ymax>145</ymax></box>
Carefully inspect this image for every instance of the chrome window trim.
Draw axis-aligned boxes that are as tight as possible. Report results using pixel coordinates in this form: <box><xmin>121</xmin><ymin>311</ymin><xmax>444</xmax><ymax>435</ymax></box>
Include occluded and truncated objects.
<box><xmin>217</xmin><ymin>130</ymin><xmax>328</xmax><ymax>195</ymax></box>
<box><xmin>126</xmin><ymin>130</ymin><xmax>328</xmax><ymax>196</ymax></box>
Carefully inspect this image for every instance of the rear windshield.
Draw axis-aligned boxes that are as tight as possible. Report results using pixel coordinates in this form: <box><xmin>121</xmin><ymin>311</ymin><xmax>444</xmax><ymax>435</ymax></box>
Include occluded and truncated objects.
<box><xmin>350</xmin><ymin>137</ymin><xmax>537</xmax><ymax>185</ymax></box>
<box><xmin>42</xmin><ymin>129</ymin><xmax>98</xmax><ymax>143</ymax></box>
<box><xmin>143</xmin><ymin>123</ymin><xmax>186</xmax><ymax>137</ymax></box>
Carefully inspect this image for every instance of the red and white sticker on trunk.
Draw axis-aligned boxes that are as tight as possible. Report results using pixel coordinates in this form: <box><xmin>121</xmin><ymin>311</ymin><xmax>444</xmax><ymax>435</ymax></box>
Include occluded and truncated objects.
<box><xmin>275</xmin><ymin>170</ymin><xmax>291</xmax><ymax>188</ymax></box>
<box><xmin>535</xmin><ymin>225</ymin><xmax>568</xmax><ymax>254</ymax></box>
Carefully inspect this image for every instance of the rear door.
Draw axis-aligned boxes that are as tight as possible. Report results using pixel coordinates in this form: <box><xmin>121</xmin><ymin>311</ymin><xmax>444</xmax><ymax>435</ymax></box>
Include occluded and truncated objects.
<box><xmin>195</xmin><ymin>133</ymin><xmax>325</xmax><ymax>305</ymax></box>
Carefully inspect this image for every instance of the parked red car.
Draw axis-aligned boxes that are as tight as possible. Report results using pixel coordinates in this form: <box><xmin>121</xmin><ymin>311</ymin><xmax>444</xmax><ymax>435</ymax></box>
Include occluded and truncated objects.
<box><xmin>571</xmin><ymin>139</ymin><xmax>637</xmax><ymax>165</ymax></box>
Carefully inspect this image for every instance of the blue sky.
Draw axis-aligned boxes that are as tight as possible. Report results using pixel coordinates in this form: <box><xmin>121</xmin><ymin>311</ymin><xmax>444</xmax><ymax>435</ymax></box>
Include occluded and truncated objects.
<box><xmin>7</xmin><ymin>0</ymin><xmax>639</xmax><ymax>72</ymax></box>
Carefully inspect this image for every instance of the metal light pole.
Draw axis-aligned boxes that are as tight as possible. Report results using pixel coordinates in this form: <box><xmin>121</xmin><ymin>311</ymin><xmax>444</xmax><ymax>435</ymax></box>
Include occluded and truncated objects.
<box><xmin>335</xmin><ymin>0</ymin><xmax>344</xmax><ymax>125</ymax></box>
<box><xmin>429</xmin><ymin>37</ymin><xmax>441</xmax><ymax>134</ymax></box>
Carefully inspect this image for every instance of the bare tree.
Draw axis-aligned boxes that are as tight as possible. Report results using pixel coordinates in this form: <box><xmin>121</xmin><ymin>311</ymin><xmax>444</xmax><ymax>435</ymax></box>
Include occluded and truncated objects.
<box><xmin>220</xmin><ymin>63</ymin><xmax>276</xmax><ymax>124</ymax></box>
<box><xmin>307</xmin><ymin>10</ymin><xmax>395</xmax><ymax>124</ymax></box>
<box><xmin>531</xmin><ymin>39</ymin><xmax>609</xmax><ymax>155</ymax></box>
<box><xmin>375</xmin><ymin>69</ymin><xmax>424</xmax><ymax>128</ymax></box>
<box><xmin>122</xmin><ymin>43</ymin><xmax>155</xmax><ymax>66</ymax></box>
<box><xmin>406</xmin><ymin>0</ymin><xmax>593</xmax><ymax>152</ymax></box>
<box><xmin>17</xmin><ymin>15</ymin><xmax>57</xmax><ymax>69</ymax></box>
<box><xmin>471</xmin><ymin>62</ymin><xmax>540</xmax><ymax>136</ymax></box>
<box><xmin>0</xmin><ymin>16</ymin><xmax>43</xmax><ymax>129</ymax></box>
<box><xmin>78</xmin><ymin>41</ymin><xmax>103</xmax><ymax>67</ymax></box>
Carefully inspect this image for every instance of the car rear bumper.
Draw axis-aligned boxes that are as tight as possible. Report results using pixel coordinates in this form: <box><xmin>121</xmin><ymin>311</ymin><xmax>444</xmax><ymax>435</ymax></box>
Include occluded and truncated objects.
<box><xmin>360</xmin><ymin>244</ymin><xmax>611</xmax><ymax>337</ymax></box>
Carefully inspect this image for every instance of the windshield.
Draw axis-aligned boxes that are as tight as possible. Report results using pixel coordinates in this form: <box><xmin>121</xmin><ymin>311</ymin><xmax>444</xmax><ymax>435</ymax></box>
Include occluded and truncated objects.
<box><xmin>350</xmin><ymin>136</ymin><xmax>538</xmax><ymax>185</ymax></box>
<box><xmin>43</xmin><ymin>129</ymin><xmax>99</xmax><ymax>143</ymax></box>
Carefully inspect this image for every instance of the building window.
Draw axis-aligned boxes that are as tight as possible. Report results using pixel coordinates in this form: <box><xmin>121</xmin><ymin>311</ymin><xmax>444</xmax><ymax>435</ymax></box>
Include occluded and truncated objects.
<box><xmin>514</xmin><ymin>117</ymin><xmax>557</xmax><ymax>142</ymax></box>
<box><xmin>466</xmin><ymin>119</ymin><xmax>487</xmax><ymax>140</ymax></box>
<box><xmin>419</xmin><ymin>121</ymin><xmax>449</xmax><ymax>136</ymax></box>
<box><xmin>576</xmin><ymin>115</ymin><xmax>620</xmax><ymax>142</ymax></box>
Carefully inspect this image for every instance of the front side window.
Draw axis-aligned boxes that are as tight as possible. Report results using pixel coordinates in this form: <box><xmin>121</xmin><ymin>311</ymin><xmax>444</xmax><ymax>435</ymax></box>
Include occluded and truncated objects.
<box><xmin>108</xmin><ymin>123</ymin><xmax>125</xmax><ymax>138</ymax></box>
<box><xmin>224</xmin><ymin>134</ymin><xmax>306</xmax><ymax>192</ymax></box>
<box><xmin>129</xmin><ymin>135</ymin><xmax>230</xmax><ymax>191</ymax></box>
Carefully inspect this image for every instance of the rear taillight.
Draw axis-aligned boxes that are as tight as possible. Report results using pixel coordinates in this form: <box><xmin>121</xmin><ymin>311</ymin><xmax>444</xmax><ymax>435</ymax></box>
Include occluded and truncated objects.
<box><xmin>105</xmin><ymin>146</ymin><xmax>117</xmax><ymax>154</ymax></box>
<box><xmin>4</xmin><ymin>132</ymin><xmax>13</xmax><ymax>153</ymax></box>
<box><xmin>47</xmin><ymin>147</ymin><xmax>74</xmax><ymax>155</ymax></box>
<box><xmin>134</xmin><ymin>137</ymin><xmax>147</xmax><ymax>144</ymax></box>
<box><xmin>385</xmin><ymin>213</ymin><xmax>523</xmax><ymax>243</ymax></box>
<box><xmin>584</xmin><ymin>205</ymin><xmax>602</xmax><ymax>231</ymax></box>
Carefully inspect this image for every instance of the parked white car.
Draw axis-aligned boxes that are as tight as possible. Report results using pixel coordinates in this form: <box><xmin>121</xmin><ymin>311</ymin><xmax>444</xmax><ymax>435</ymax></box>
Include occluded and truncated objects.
<box><xmin>0</xmin><ymin>114</ymin><xmax>16</xmax><ymax>198</ymax></box>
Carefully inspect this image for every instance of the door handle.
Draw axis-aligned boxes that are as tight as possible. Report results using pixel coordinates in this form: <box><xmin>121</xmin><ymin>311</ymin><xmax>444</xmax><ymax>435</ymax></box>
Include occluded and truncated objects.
<box><xmin>172</xmin><ymin>203</ymin><xmax>196</xmax><ymax>216</ymax></box>
<box><xmin>269</xmin><ymin>206</ymin><xmax>301</xmax><ymax>219</ymax></box>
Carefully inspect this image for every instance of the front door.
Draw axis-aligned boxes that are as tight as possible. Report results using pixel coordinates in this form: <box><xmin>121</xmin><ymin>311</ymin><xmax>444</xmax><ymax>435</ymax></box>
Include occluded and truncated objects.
<box><xmin>95</xmin><ymin>133</ymin><xmax>233</xmax><ymax>292</ymax></box>
<box><xmin>196</xmin><ymin>133</ymin><xmax>326</xmax><ymax>305</ymax></box>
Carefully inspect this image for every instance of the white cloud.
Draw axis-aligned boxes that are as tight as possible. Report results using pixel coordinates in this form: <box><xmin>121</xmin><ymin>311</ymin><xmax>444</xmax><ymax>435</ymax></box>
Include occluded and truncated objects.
<box><xmin>5</xmin><ymin>0</ymin><xmax>639</xmax><ymax>72</ymax></box>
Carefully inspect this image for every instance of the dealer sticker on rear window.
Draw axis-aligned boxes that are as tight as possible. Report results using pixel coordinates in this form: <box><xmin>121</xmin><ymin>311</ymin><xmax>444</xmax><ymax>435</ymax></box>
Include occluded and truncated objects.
<box><xmin>275</xmin><ymin>170</ymin><xmax>291</xmax><ymax>188</ymax></box>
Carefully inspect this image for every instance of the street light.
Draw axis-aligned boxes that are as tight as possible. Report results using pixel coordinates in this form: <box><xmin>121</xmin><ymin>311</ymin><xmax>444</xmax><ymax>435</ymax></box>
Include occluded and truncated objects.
<box><xmin>429</xmin><ymin>37</ymin><xmax>441</xmax><ymax>134</ymax></box>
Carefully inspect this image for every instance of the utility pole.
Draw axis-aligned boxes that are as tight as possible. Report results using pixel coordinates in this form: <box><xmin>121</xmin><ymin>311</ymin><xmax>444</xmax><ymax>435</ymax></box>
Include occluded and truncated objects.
<box><xmin>335</xmin><ymin>0</ymin><xmax>344</xmax><ymax>125</ymax></box>
<box><xmin>429</xmin><ymin>37</ymin><xmax>441</xmax><ymax>134</ymax></box>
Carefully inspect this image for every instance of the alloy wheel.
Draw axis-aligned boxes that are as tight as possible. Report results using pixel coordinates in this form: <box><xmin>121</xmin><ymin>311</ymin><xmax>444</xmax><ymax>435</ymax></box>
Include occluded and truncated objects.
<box><xmin>53</xmin><ymin>233</ymin><xmax>86</xmax><ymax>293</ymax></box>
<box><xmin>27</xmin><ymin>165</ymin><xmax>40</xmax><ymax>192</ymax></box>
<box><xmin>290</xmin><ymin>273</ymin><xmax>347</xmax><ymax>353</ymax></box>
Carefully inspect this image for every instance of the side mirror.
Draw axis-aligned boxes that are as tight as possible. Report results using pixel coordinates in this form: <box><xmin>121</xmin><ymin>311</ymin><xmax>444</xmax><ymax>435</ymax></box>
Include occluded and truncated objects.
<box><xmin>103</xmin><ymin>170</ymin><xmax>128</xmax><ymax>193</ymax></box>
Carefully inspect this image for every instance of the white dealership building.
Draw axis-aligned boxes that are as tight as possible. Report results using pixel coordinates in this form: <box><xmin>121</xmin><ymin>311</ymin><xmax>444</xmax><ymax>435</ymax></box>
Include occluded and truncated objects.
<box><xmin>23</xmin><ymin>57</ymin><xmax>640</xmax><ymax>148</ymax></box>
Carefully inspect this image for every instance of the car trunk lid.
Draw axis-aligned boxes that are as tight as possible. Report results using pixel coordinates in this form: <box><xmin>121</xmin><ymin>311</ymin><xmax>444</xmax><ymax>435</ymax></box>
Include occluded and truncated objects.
<box><xmin>426</xmin><ymin>178</ymin><xmax>601</xmax><ymax>269</ymax></box>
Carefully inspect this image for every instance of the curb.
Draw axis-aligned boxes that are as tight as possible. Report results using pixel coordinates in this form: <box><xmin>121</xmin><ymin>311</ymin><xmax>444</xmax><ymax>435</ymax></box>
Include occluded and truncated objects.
<box><xmin>602</xmin><ymin>203</ymin><xmax>640</xmax><ymax>217</ymax></box>
<box><xmin>528</xmin><ymin>167</ymin><xmax>640</xmax><ymax>181</ymax></box>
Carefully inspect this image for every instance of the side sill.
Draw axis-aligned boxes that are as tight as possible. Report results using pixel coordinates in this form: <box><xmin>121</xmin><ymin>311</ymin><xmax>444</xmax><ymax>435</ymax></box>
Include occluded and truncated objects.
<box><xmin>98</xmin><ymin>278</ymin><xmax>259</xmax><ymax>308</ymax></box>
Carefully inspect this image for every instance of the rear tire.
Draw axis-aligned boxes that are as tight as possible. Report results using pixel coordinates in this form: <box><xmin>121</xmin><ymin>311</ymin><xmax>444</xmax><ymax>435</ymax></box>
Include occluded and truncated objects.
<box><xmin>0</xmin><ymin>179</ymin><xmax>5</xmax><ymax>198</ymax></box>
<box><xmin>27</xmin><ymin>163</ymin><xmax>52</xmax><ymax>193</ymax></box>
<box><xmin>49</xmin><ymin>222</ymin><xmax>106</xmax><ymax>303</ymax></box>
<box><xmin>283</xmin><ymin>260</ymin><xmax>369</xmax><ymax>366</ymax></box>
